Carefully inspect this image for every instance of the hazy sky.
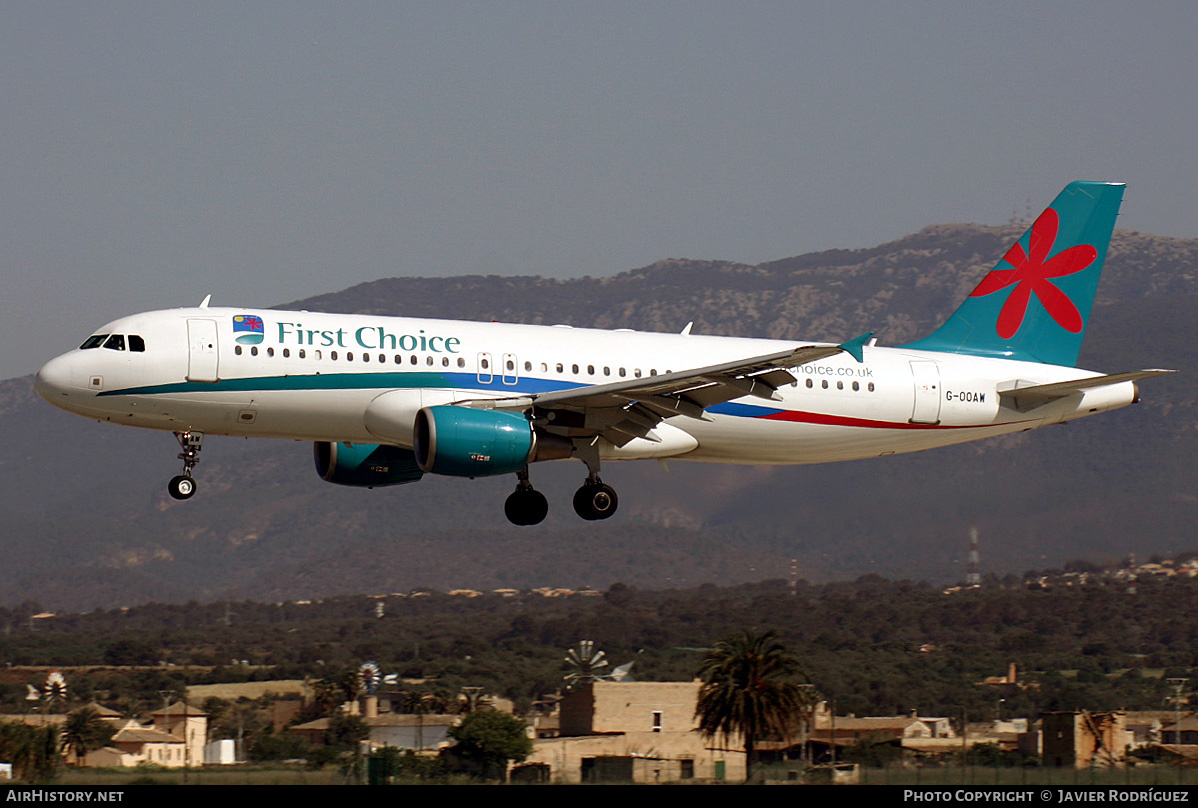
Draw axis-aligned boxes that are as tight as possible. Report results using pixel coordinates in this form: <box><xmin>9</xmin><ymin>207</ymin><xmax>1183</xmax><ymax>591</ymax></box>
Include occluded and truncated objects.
<box><xmin>3</xmin><ymin>2</ymin><xmax>1196</xmax><ymax>381</ymax></box>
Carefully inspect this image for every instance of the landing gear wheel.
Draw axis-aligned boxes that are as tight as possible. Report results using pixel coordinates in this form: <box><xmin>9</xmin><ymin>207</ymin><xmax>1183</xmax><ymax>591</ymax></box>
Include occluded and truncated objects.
<box><xmin>505</xmin><ymin>489</ymin><xmax>548</xmax><ymax>526</ymax></box>
<box><xmin>169</xmin><ymin>431</ymin><xmax>204</xmax><ymax>502</ymax></box>
<box><xmin>573</xmin><ymin>482</ymin><xmax>618</xmax><ymax>521</ymax></box>
<box><xmin>168</xmin><ymin>475</ymin><xmax>196</xmax><ymax>500</ymax></box>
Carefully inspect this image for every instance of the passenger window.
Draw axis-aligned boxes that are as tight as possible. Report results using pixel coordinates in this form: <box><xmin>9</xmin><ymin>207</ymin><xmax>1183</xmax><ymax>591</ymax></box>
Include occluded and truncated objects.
<box><xmin>619</xmin><ymin>368</ymin><xmax>626</xmax><ymax>377</ymax></box>
<box><xmin>379</xmin><ymin>354</ymin><xmax>385</xmax><ymax>363</ymax></box>
<box><xmin>426</xmin><ymin>356</ymin><xmax>434</xmax><ymax>366</ymax></box>
<box><xmin>347</xmin><ymin>352</ymin><xmax>353</xmax><ymax>361</ymax></box>
<box><xmin>852</xmin><ymin>381</ymin><xmax>859</xmax><ymax>391</ymax></box>
<box><xmin>80</xmin><ymin>335</ymin><xmax>108</xmax><ymax>349</ymax></box>
<box><xmin>362</xmin><ymin>353</ymin><xmax>369</xmax><ymax>363</ymax></box>
<box><xmin>128</xmin><ymin>335</ymin><xmax>145</xmax><ymax>352</ymax></box>
<box><xmin>572</xmin><ymin>364</ymin><xmax>579</xmax><ymax>374</ymax></box>
<box><xmin>103</xmin><ymin>335</ymin><xmax>125</xmax><ymax>351</ymax></box>
<box><xmin>806</xmin><ymin>378</ymin><xmax>813</xmax><ymax>389</ymax></box>
<box><xmin>442</xmin><ymin>357</ymin><xmax>450</xmax><ymax>367</ymax></box>
<box><xmin>235</xmin><ymin>345</ymin><xmax>243</xmax><ymax>356</ymax></box>
<box><xmin>868</xmin><ymin>382</ymin><xmax>875</xmax><ymax>392</ymax></box>
<box><xmin>634</xmin><ymin>369</ymin><xmax>642</xmax><ymax>378</ymax></box>
<box><xmin>251</xmin><ymin>347</ymin><xmax>259</xmax><ymax>356</ymax></box>
<box><xmin>299</xmin><ymin>349</ymin><xmax>306</xmax><ymax>359</ymax></box>
<box><xmin>587</xmin><ymin>365</ymin><xmax>595</xmax><ymax>375</ymax></box>
<box><xmin>524</xmin><ymin>361</ymin><xmax>532</xmax><ymax>372</ymax></box>
<box><xmin>410</xmin><ymin>355</ymin><xmax>417</xmax><ymax>365</ymax></box>
<box><xmin>557</xmin><ymin>363</ymin><xmax>564</xmax><ymax>373</ymax></box>
<box><xmin>331</xmin><ymin>351</ymin><xmax>338</xmax><ymax>360</ymax></box>
<box><xmin>603</xmin><ymin>367</ymin><xmax>610</xmax><ymax>376</ymax></box>
<box><xmin>267</xmin><ymin>347</ymin><xmax>275</xmax><ymax>357</ymax></box>
<box><xmin>457</xmin><ymin>358</ymin><xmax>465</xmax><ymax>368</ymax></box>
<box><xmin>283</xmin><ymin>348</ymin><xmax>290</xmax><ymax>358</ymax></box>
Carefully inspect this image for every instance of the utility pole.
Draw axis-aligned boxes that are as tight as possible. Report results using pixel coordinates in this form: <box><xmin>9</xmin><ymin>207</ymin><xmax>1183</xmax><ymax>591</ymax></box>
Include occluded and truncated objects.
<box><xmin>1166</xmin><ymin>678</ymin><xmax>1189</xmax><ymax>745</ymax></box>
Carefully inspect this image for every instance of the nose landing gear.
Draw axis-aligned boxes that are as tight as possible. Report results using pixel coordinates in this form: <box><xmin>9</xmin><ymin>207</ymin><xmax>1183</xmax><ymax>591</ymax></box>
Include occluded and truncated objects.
<box><xmin>168</xmin><ymin>431</ymin><xmax>203</xmax><ymax>500</ymax></box>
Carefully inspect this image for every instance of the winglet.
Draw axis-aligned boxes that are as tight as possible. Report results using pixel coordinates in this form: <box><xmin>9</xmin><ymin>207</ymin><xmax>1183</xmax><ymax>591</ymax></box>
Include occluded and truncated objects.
<box><xmin>838</xmin><ymin>332</ymin><xmax>874</xmax><ymax>363</ymax></box>
<box><xmin>199</xmin><ymin>294</ymin><xmax>212</xmax><ymax>309</ymax></box>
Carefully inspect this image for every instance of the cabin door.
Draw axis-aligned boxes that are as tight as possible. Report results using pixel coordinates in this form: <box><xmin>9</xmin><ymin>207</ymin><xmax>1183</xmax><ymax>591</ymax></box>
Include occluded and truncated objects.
<box><xmin>909</xmin><ymin>360</ymin><xmax>941</xmax><ymax>424</ymax></box>
<box><xmin>186</xmin><ymin>319</ymin><xmax>220</xmax><ymax>383</ymax></box>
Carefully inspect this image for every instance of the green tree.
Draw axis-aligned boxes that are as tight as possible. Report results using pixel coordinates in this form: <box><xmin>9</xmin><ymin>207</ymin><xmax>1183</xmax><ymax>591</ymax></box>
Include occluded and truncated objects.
<box><xmin>695</xmin><ymin>629</ymin><xmax>813</xmax><ymax>782</ymax></box>
<box><xmin>325</xmin><ymin>712</ymin><xmax>369</xmax><ymax>751</ymax></box>
<box><xmin>0</xmin><ymin>721</ymin><xmax>60</xmax><ymax>782</ymax></box>
<box><xmin>62</xmin><ymin>707</ymin><xmax>114</xmax><ymax>764</ymax></box>
<box><xmin>446</xmin><ymin>709</ymin><xmax>533</xmax><ymax>781</ymax></box>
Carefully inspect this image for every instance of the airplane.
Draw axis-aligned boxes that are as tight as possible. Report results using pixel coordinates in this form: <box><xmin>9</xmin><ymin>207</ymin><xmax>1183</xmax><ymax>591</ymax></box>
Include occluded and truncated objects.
<box><xmin>35</xmin><ymin>182</ymin><xmax>1173</xmax><ymax>526</ymax></box>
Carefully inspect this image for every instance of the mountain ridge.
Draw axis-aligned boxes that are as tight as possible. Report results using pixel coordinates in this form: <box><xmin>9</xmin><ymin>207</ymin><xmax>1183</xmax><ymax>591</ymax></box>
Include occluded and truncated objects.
<box><xmin>1</xmin><ymin>222</ymin><xmax>1191</xmax><ymax>610</ymax></box>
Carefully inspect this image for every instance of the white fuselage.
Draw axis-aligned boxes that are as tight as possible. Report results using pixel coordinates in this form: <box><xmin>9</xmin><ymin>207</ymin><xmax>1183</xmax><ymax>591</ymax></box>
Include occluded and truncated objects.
<box><xmin>35</xmin><ymin>306</ymin><xmax>1137</xmax><ymax>466</ymax></box>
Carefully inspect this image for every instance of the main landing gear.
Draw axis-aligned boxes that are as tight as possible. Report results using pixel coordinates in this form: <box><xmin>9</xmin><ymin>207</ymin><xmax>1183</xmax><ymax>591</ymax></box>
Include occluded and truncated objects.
<box><xmin>573</xmin><ymin>474</ymin><xmax>618</xmax><ymax>521</ymax></box>
<box><xmin>167</xmin><ymin>431</ymin><xmax>203</xmax><ymax>501</ymax></box>
<box><xmin>503</xmin><ymin>465</ymin><xmax>619</xmax><ymax>526</ymax></box>
<box><xmin>505</xmin><ymin>469</ymin><xmax>549</xmax><ymax>526</ymax></box>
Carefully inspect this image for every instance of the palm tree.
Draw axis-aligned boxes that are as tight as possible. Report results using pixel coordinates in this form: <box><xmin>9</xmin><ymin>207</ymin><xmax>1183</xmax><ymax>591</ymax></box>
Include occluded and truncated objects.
<box><xmin>695</xmin><ymin>629</ymin><xmax>814</xmax><ymax>782</ymax></box>
<box><xmin>62</xmin><ymin>706</ymin><xmax>114</xmax><ymax>765</ymax></box>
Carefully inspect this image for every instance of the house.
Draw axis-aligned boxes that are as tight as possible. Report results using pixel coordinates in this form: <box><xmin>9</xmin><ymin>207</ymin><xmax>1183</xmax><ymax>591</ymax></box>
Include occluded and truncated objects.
<box><xmin>1041</xmin><ymin>711</ymin><xmax>1129</xmax><ymax>768</ymax></box>
<box><xmin>81</xmin><ymin>700</ymin><xmax>209</xmax><ymax>769</ymax></box>
<box><xmin>1156</xmin><ymin>715</ymin><xmax>1198</xmax><ymax>746</ymax></box>
<box><xmin>524</xmin><ymin>681</ymin><xmax>745</xmax><ymax>783</ymax></box>
<box><xmin>85</xmin><ymin>721</ymin><xmax>186</xmax><ymax>768</ymax></box>
<box><xmin>288</xmin><ymin>713</ymin><xmax>460</xmax><ymax>750</ymax></box>
<box><xmin>150</xmin><ymin>701</ymin><xmax>208</xmax><ymax>766</ymax></box>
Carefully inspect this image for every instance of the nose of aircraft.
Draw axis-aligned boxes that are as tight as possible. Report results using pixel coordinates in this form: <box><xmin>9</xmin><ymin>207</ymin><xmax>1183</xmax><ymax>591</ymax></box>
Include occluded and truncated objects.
<box><xmin>35</xmin><ymin>353</ymin><xmax>75</xmax><ymax>404</ymax></box>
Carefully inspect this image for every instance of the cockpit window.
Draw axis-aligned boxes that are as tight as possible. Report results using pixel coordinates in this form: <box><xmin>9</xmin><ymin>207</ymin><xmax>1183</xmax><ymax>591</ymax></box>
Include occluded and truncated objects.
<box><xmin>103</xmin><ymin>334</ymin><xmax>126</xmax><ymax>351</ymax></box>
<box><xmin>128</xmin><ymin>335</ymin><xmax>145</xmax><ymax>352</ymax></box>
<box><xmin>80</xmin><ymin>335</ymin><xmax>108</xmax><ymax>349</ymax></box>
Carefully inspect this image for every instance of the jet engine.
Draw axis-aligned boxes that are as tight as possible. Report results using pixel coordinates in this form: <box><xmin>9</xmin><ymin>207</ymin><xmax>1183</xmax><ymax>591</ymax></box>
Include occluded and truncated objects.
<box><xmin>313</xmin><ymin>442</ymin><xmax>424</xmax><ymax>487</ymax></box>
<box><xmin>413</xmin><ymin>405</ymin><xmax>570</xmax><ymax>478</ymax></box>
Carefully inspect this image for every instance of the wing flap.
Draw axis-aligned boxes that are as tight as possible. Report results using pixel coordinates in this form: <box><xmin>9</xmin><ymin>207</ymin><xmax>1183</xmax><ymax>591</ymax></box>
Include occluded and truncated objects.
<box><xmin>453</xmin><ymin>334</ymin><xmax>874</xmax><ymax>447</ymax></box>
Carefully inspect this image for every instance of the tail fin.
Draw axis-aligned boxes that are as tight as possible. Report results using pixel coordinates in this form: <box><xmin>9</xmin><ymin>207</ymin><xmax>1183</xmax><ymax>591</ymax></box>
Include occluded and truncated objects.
<box><xmin>902</xmin><ymin>181</ymin><xmax>1125</xmax><ymax>367</ymax></box>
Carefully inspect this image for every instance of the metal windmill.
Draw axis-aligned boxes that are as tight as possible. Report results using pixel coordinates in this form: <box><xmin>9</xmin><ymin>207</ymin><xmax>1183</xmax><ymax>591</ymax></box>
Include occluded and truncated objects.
<box><xmin>358</xmin><ymin>661</ymin><xmax>381</xmax><ymax>696</ymax></box>
<box><xmin>564</xmin><ymin>640</ymin><xmax>611</xmax><ymax>689</ymax></box>
<box><xmin>44</xmin><ymin>671</ymin><xmax>67</xmax><ymax>712</ymax></box>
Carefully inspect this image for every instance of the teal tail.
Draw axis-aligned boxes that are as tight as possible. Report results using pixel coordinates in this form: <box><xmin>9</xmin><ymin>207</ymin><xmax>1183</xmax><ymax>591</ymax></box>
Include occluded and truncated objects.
<box><xmin>902</xmin><ymin>181</ymin><xmax>1125</xmax><ymax>367</ymax></box>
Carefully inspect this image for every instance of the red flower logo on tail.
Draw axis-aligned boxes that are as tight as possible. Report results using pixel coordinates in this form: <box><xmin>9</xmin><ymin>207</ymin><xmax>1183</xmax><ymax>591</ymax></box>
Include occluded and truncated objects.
<box><xmin>970</xmin><ymin>208</ymin><xmax>1096</xmax><ymax>339</ymax></box>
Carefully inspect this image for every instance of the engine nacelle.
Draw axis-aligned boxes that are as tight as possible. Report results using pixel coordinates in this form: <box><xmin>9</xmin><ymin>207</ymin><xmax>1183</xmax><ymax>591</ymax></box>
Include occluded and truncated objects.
<box><xmin>314</xmin><ymin>442</ymin><xmax>424</xmax><ymax>488</ymax></box>
<box><xmin>414</xmin><ymin>406</ymin><xmax>571</xmax><ymax>477</ymax></box>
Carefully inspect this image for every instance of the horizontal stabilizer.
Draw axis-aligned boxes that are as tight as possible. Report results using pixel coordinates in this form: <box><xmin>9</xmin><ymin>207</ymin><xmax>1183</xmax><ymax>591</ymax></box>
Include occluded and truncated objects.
<box><xmin>998</xmin><ymin>369</ymin><xmax>1175</xmax><ymax>412</ymax></box>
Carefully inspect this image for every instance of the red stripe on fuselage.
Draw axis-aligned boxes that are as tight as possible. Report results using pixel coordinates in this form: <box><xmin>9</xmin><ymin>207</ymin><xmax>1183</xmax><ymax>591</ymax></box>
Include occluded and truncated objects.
<box><xmin>758</xmin><ymin>410</ymin><xmax>1020</xmax><ymax>430</ymax></box>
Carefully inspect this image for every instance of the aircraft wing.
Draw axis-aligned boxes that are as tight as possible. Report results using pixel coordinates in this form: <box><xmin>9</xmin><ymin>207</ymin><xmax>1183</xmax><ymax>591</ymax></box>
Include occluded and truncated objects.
<box><xmin>461</xmin><ymin>333</ymin><xmax>872</xmax><ymax>446</ymax></box>
<box><xmin>998</xmin><ymin>369</ymin><xmax>1176</xmax><ymax>412</ymax></box>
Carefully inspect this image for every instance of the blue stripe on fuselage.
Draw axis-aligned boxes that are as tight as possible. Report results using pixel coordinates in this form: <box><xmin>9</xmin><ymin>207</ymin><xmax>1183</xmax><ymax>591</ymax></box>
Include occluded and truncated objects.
<box><xmin>99</xmin><ymin>371</ymin><xmax>782</xmax><ymax>419</ymax></box>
